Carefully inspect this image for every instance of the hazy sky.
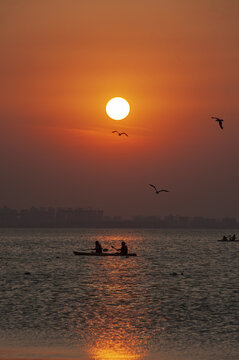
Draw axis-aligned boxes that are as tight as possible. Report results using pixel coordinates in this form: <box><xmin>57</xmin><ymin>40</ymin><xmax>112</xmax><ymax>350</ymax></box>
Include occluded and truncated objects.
<box><xmin>0</xmin><ymin>0</ymin><xmax>238</xmax><ymax>218</ymax></box>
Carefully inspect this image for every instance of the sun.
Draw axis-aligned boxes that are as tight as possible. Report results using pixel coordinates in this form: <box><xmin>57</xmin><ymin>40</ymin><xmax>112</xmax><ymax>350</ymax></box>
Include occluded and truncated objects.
<box><xmin>106</xmin><ymin>97</ymin><xmax>130</xmax><ymax>120</ymax></box>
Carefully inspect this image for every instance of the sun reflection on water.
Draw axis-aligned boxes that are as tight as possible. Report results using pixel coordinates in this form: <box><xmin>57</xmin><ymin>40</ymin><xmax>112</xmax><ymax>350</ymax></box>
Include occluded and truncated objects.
<box><xmin>72</xmin><ymin>233</ymin><xmax>165</xmax><ymax>360</ymax></box>
<box><xmin>88</xmin><ymin>340</ymin><xmax>144</xmax><ymax>360</ymax></box>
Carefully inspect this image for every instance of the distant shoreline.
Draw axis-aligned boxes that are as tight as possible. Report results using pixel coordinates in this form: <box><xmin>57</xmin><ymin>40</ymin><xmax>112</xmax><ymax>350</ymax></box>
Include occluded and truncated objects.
<box><xmin>0</xmin><ymin>206</ymin><xmax>238</xmax><ymax>229</ymax></box>
<box><xmin>0</xmin><ymin>226</ymin><xmax>238</xmax><ymax>229</ymax></box>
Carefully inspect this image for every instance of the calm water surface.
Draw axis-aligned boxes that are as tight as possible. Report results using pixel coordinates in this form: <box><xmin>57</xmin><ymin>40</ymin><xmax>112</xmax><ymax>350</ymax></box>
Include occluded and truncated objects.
<box><xmin>0</xmin><ymin>228</ymin><xmax>239</xmax><ymax>360</ymax></box>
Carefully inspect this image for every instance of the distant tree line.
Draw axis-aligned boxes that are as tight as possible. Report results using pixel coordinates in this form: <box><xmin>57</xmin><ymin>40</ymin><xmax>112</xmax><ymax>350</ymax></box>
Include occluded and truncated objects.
<box><xmin>0</xmin><ymin>206</ymin><xmax>238</xmax><ymax>228</ymax></box>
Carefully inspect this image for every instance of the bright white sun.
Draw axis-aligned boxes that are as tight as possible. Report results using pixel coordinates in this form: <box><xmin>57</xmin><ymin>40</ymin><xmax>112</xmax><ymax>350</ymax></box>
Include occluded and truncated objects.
<box><xmin>106</xmin><ymin>97</ymin><xmax>130</xmax><ymax>120</ymax></box>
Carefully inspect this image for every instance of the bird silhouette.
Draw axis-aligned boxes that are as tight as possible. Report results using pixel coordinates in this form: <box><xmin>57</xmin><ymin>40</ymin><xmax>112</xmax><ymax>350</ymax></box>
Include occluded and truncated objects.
<box><xmin>211</xmin><ymin>116</ymin><xmax>224</xmax><ymax>129</ymax></box>
<box><xmin>149</xmin><ymin>184</ymin><xmax>169</xmax><ymax>194</ymax></box>
<box><xmin>112</xmin><ymin>131</ymin><xmax>128</xmax><ymax>136</ymax></box>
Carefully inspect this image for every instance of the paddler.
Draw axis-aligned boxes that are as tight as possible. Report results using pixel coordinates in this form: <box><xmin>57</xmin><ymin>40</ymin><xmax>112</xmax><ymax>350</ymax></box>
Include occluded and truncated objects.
<box><xmin>118</xmin><ymin>241</ymin><xmax>128</xmax><ymax>255</ymax></box>
<box><xmin>94</xmin><ymin>241</ymin><xmax>103</xmax><ymax>254</ymax></box>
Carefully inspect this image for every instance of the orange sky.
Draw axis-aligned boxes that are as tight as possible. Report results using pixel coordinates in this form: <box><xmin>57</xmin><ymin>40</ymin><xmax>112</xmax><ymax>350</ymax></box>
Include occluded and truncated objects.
<box><xmin>0</xmin><ymin>0</ymin><xmax>238</xmax><ymax>218</ymax></box>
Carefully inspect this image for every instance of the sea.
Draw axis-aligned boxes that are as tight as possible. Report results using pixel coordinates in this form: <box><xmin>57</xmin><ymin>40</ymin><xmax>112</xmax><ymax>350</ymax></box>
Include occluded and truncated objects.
<box><xmin>0</xmin><ymin>228</ymin><xmax>239</xmax><ymax>360</ymax></box>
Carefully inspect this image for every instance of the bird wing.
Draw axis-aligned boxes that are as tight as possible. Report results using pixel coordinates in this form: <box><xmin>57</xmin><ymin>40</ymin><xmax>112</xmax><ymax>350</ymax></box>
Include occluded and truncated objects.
<box><xmin>149</xmin><ymin>184</ymin><xmax>157</xmax><ymax>190</ymax></box>
<box><xmin>212</xmin><ymin>116</ymin><xmax>224</xmax><ymax>121</ymax></box>
<box><xmin>112</xmin><ymin>131</ymin><xmax>119</xmax><ymax>134</ymax></box>
<box><xmin>121</xmin><ymin>132</ymin><xmax>128</xmax><ymax>136</ymax></box>
<box><xmin>219</xmin><ymin>121</ymin><xmax>223</xmax><ymax>129</ymax></box>
<box><xmin>160</xmin><ymin>190</ymin><xmax>169</xmax><ymax>192</ymax></box>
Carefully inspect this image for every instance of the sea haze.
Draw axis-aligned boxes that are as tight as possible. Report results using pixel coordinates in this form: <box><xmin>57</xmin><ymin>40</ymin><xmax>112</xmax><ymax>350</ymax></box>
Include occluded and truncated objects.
<box><xmin>0</xmin><ymin>228</ymin><xmax>239</xmax><ymax>360</ymax></box>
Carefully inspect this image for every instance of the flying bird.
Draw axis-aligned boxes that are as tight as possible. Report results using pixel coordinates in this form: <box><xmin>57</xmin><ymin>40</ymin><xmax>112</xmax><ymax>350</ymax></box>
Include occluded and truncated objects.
<box><xmin>112</xmin><ymin>131</ymin><xmax>128</xmax><ymax>136</ymax></box>
<box><xmin>149</xmin><ymin>184</ymin><xmax>169</xmax><ymax>194</ymax></box>
<box><xmin>211</xmin><ymin>116</ymin><xmax>224</xmax><ymax>129</ymax></box>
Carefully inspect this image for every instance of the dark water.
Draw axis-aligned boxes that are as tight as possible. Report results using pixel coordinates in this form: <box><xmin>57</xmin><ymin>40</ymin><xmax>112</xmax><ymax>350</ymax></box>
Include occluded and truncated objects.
<box><xmin>0</xmin><ymin>228</ymin><xmax>239</xmax><ymax>360</ymax></box>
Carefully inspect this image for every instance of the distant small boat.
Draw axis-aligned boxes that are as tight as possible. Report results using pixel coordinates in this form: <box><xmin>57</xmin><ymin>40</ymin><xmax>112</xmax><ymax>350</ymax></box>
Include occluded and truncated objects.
<box><xmin>73</xmin><ymin>251</ymin><xmax>137</xmax><ymax>257</ymax></box>
<box><xmin>217</xmin><ymin>239</ymin><xmax>239</xmax><ymax>242</ymax></box>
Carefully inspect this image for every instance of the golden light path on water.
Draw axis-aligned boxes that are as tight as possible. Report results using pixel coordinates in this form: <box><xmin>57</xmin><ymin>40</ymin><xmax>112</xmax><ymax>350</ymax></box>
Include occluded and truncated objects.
<box><xmin>88</xmin><ymin>341</ymin><xmax>143</xmax><ymax>360</ymax></box>
<box><xmin>73</xmin><ymin>234</ymin><xmax>153</xmax><ymax>360</ymax></box>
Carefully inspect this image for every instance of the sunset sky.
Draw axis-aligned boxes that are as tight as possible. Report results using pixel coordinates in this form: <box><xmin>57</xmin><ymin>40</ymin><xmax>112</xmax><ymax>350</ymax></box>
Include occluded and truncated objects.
<box><xmin>0</xmin><ymin>0</ymin><xmax>238</xmax><ymax>218</ymax></box>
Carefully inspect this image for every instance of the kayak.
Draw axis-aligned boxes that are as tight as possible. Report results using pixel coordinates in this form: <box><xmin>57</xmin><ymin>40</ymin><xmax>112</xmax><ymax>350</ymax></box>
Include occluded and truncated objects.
<box><xmin>73</xmin><ymin>251</ymin><xmax>137</xmax><ymax>257</ymax></box>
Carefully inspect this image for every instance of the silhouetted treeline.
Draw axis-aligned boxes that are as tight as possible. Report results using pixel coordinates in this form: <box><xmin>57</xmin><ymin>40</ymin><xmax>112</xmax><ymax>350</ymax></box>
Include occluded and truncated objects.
<box><xmin>0</xmin><ymin>206</ymin><xmax>238</xmax><ymax>228</ymax></box>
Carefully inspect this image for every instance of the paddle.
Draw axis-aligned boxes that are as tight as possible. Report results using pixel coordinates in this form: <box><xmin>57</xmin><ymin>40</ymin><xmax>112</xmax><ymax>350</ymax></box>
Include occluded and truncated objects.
<box><xmin>111</xmin><ymin>245</ymin><xmax>119</xmax><ymax>251</ymax></box>
<box><xmin>82</xmin><ymin>248</ymin><xmax>108</xmax><ymax>252</ymax></box>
